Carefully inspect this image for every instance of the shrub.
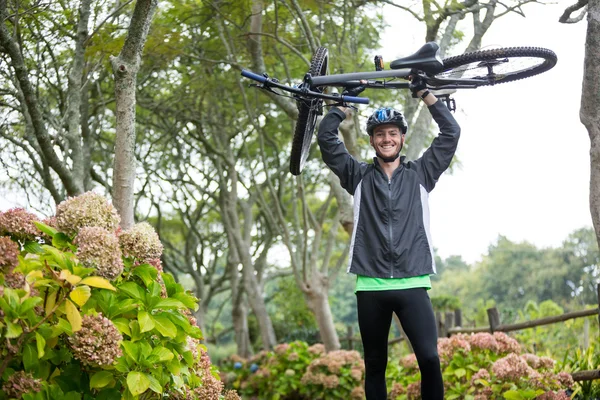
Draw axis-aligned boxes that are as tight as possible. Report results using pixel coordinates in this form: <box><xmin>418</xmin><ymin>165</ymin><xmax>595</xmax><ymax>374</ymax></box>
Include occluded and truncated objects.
<box><xmin>0</xmin><ymin>193</ymin><xmax>240</xmax><ymax>400</ymax></box>
<box><xmin>388</xmin><ymin>332</ymin><xmax>573</xmax><ymax>400</ymax></box>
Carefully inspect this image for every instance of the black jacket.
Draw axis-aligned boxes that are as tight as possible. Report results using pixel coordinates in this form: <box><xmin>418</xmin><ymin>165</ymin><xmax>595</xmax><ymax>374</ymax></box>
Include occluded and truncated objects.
<box><xmin>317</xmin><ymin>101</ymin><xmax>460</xmax><ymax>278</ymax></box>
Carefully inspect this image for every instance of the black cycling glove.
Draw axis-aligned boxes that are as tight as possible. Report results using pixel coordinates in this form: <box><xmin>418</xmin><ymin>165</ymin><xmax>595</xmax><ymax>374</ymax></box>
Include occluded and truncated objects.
<box><xmin>409</xmin><ymin>74</ymin><xmax>427</xmax><ymax>98</ymax></box>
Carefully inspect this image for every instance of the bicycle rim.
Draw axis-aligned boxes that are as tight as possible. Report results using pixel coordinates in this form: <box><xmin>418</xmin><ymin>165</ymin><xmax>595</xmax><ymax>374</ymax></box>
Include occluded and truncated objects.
<box><xmin>290</xmin><ymin>46</ymin><xmax>328</xmax><ymax>175</ymax></box>
<box><xmin>437</xmin><ymin>47</ymin><xmax>557</xmax><ymax>86</ymax></box>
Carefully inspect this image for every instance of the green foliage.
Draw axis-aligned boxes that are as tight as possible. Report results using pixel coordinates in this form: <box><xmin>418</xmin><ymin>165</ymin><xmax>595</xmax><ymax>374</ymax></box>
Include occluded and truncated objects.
<box><xmin>558</xmin><ymin>338</ymin><xmax>600</xmax><ymax>399</ymax></box>
<box><xmin>0</xmin><ymin>195</ymin><xmax>238</xmax><ymax>399</ymax></box>
<box><xmin>221</xmin><ymin>341</ymin><xmax>365</xmax><ymax>400</ymax></box>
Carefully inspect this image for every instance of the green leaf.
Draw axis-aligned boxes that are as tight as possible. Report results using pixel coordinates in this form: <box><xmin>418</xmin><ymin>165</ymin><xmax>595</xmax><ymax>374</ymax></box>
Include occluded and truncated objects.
<box><xmin>5</xmin><ymin>321</ymin><xmax>23</xmax><ymax>338</ymax></box>
<box><xmin>113</xmin><ymin>318</ymin><xmax>132</xmax><ymax>336</ymax></box>
<box><xmin>122</xmin><ymin>341</ymin><xmax>140</xmax><ymax>362</ymax></box>
<box><xmin>172</xmin><ymin>292</ymin><xmax>199</xmax><ymax>311</ymax></box>
<box><xmin>132</xmin><ymin>265</ymin><xmax>158</xmax><ymax>287</ymax></box>
<box><xmin>52</xmin><ymin>233</ymin><xmax>72</xmax><ymax>249</ymax></box>
<box><xmin>149</xmin><ymin>347</ymin><xmax>174</xmax><ymax>362</ymax></box>
<box><xmin>154</xmin><ymin>298</ymin><xmax>186</xmax><ymax>310</ymax></box>
<box><xmin>42</xmin><ymin>245</ymin><xmax>68</xmax><ymax>269</ymax></box>
<box><xmin>119</xmin><ymin>282</ymin><xmax>146</xmax><ymax>300</ymax></box>
<box><xmin>23</xmin><ymin>343</ymin><xmax>38</xmax><ymax>370</ymax></box>
<box><xmin>19</xmin><ymin>297</ymin><xmax>42</xmax><ymax>315</ymax></box>
<box><xmin>24</xmin><ymin>241</ymin><xmax>44</xmax><ymax>254</ymax></box>
<box><xmin>56</xmin><ymin>318</ymin><xmax>73</xmax><ymax>336</ymax></box>
<box><xmin>90</xmin><ymin>371</ymin><xmax>114</xmax><ymax>389</ymax></box>
<box><xmin>147</xmin><ymin>375</ymin><xmax>162</xmax><ymax>394</ymax></box>
<box><xmin>127</xmin><ymin>371</ymin><xmax>150</xmax><ymax>396</ymax></box>
<box><xmin>34</xmin><ymin>221</ymin><xmax>57</xmax><ymax>238</ymax></box>
<box><xmin>138</xmin><ymin>311</ymin><xmax>155</xmax><ymax>333</ymax></box>
<box><xmin>65</xmin><ymin>299</ymin><xmax>82</xmax><ymax>331</ymax></box>
<box><xmin>151</xmin><ymin>314</ymin><xmax>177</xmax><ymax>338</ymax></box>
<box><xmin>454</xmin><ymin>368</ymin><xmax>466</xmax><ymax>378</ymax></box>
<box><xmin>35</xmin><ymin>332</ymin><xmax>46</xmax><ymax>358</ymax></box>
<box><xmin>69</xmin><ymin>286</ymin><xmax>91</xmax><ymax>307</ymax></box>
<box><xmin>79</xmin><ymin>277</ymin><xmax>116</xmax><ymax>291</ymax></box>
<box><xmin>503</xmin><ymin>391</ymin><xmax>524</xmax><ymax>400</ymax></box>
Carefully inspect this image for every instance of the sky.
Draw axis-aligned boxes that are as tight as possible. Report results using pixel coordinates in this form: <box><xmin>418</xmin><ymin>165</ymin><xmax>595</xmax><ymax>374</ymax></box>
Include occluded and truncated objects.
<box><xmin>379</xmin><ymin>3</ymin><xmax>591</xmax><ymax>263</ymax></box>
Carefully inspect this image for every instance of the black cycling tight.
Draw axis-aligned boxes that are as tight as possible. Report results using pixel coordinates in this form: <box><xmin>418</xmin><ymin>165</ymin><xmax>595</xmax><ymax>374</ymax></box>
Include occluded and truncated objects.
<box><xmin>356</xmin><ymin>288</ymin><xmax>443</xmax><ymax>400</ymax></box>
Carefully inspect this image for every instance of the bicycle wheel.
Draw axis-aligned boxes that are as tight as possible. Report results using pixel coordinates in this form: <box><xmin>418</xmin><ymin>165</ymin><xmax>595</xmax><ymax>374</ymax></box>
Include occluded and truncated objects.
<box><xmin>436</xmin><ymin>47</ymin><xmax>557</xmax><ymax>86</ymax></box>
<box><xmin>290</xmin><ymin>46</ymin><xmax>328</xmax><ymax>175</ymax></box>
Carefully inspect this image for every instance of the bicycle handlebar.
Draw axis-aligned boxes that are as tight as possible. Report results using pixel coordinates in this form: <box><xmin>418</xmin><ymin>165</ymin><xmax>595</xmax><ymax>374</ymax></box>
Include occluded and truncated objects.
<box><xmin>341</xmin><ymin>95</ymin><xmax>369</xmax><ymax>104</ymax></box>
<box><xmin>241</xmin><ymin>69</ymin><xmax>370</xmax><ymax>105</ymax></box>
<box><xmin>241</xmin><ymin>69</ymin><xmax>268</xmax><ymax>83</ymax></box>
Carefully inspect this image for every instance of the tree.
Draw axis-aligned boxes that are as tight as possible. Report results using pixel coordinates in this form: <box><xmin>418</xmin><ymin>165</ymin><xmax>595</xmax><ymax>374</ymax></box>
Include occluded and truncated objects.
<box><xmin>111</xmin><ymin>0</ymin><xmax>158</xmax><ymax>229</ymax></box>
<box><xmin>559</xmin><ymin>2</ymin><xmax>600</xmax><ymax>253</ymax></box>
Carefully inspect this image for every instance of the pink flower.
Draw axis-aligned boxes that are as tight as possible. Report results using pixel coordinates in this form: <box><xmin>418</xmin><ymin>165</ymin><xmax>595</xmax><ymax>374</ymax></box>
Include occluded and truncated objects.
<box><xmin>350</xmin><ymin>386</ymin><xmax>365</xmax><ymax>400</ymax></box>
<box><xmin>400</xmin><ymin>353</ymin><xmax>418</xmax><ymax>369</ymax></box>
<box><xmin>74</xmin><ymin>226</ymin><xmax>123</xmax><ymax>280</ymax></box>
<box><xmin>471</xmin><ymin>368</ymin><xmax>491</xmax><ymax>385</ymax></box>
<box><xmin>2</xmin><ymin>371</ymin><xmax>41</xmax><ymax>398</ymax></box>
<box><xmin>536</xmin><ymin>391</ymin><xmax>570</xmax><ymax>400</ymax></box>
<box><xmin>491</xmin><ymin>353</ymin><xmax>529</xmax><ymax>382</ymax></box>
<box><xmin>0</xmin><ymin>236</ymin><xmax>19</xmax><ymax>270</ymax></box>
<box><xmin>493</xmin><ymin>332</ymin><xmax>521</xmax><ymax>354</ymax></box>
<box><xmin>0</xmin><ymin>208</ymin><xmax>40</xmax><ymax>241</ymax></box>
<box><xmin>308</xmin><ymin>343</ymin><xmax>325</xmax><ymax>355</ymax></box>
<box><xmin>406</xmin><ymin>381</ymin><xmax>421</xmax><ymax>400</ymax></box>
<box><xmin>119</xmin><ymin>222</ymin><xmax>163</xmax><ymax>262</ymax></box>
<box><xmin>68</xmin><ymin>313</ymin><xmax>122</xmax><ymax>366</ymax></box>
<box><xmin>556</xmin><ymin>372</ymin><xmax>574</xmax><ymax>389</ymax></box>
<box><xmin>469</xmin><ymin>332</ymin><xmax>499</xmax><ymax>352</ymax></box>
<box><xmin>55</xmin><ymin>191</ymin><xmax>120</xmax><ymax>236</ymax></box>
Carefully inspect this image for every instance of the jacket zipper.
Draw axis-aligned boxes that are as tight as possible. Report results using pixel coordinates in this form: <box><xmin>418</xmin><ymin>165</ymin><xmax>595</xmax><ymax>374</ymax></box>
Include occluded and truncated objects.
<box><xmin>388</xmin><ymin>178</ymin><xmax>394</xmax><ymax>278</ymax></box>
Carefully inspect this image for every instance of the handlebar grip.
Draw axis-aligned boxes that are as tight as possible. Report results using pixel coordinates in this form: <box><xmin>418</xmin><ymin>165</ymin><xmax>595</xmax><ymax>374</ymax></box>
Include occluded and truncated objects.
<box><xmin>241</xmin><ymin>69</ymin><xmax>267</xmax><ymax>83</ymax></box>
<box><xmin>342</xmin><ymin>95</ymin><xmax>370</xmax><ymax>105</ymax></box>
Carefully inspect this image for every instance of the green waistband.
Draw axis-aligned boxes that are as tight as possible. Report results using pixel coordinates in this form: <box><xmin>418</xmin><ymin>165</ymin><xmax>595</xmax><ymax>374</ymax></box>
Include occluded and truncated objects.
<box><xmin>355</xmin><ymin>274</ymin><xmax>431</xmax><ymax>293</ymax></box>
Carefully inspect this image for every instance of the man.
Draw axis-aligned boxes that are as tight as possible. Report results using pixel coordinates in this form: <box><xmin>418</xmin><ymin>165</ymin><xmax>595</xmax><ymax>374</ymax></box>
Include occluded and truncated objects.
<box><xmin>317</xmin><ymin>77</ymin><xmax>460</xmax><ymax>400</ymax></box>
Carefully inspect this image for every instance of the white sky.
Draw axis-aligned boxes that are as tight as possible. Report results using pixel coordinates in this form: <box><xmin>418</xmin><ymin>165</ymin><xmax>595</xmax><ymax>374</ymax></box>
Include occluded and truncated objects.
<box><xmin>380</xmin><ymin>3</ymin><xmax>591</xmax><ymax>263</ymax></box>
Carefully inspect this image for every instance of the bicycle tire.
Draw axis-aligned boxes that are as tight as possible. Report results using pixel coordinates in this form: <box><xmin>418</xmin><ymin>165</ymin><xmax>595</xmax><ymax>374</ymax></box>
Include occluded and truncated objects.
<box><xmin>436</xmin><ymin>47</ymin><xmax>557</xmax><ymax>86</ymax></box>
<box><xmin>290</xmin><ymin>46</ymin><xmax>328</xmax><ymax>175</ymax></box>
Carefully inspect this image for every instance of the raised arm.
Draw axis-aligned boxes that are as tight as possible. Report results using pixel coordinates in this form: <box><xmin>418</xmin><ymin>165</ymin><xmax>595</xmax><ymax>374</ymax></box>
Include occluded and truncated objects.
<box><xmin>317</xmin><ymin>107</ymin><xmax>365</xmax><ymax>195</ymax></box>
<box><xmin>413</xmin><ymin>98</ymin><xmax>461</xmax><ymax>192</ymax></box>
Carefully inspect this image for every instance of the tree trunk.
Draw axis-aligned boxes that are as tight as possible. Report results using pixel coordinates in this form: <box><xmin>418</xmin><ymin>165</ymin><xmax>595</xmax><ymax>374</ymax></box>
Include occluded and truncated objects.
<box><xmin>305</xmin><ymin>274</ymin><xmax>341</xmax><ymax>351</ymax></box>
<box><xmin>580</xmin><ymin>1</ymin><xmax>600</xmax><ymax>249</ymax></box>
<box><xmin>111</xmin><ymin>0</ymin><xmax>157</xmax><ymax>229</ymax></box>
<box><xmin>65</xmin><ymin>0</ymin><xmax>92</xmax><ymax>190</ymax></box>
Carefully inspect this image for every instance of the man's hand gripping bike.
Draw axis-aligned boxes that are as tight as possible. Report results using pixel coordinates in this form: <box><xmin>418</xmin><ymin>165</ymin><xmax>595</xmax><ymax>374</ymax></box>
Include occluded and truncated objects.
<box><xmin>241</xmin><ymin>42</ymin><xmax>557</xmax><ymax>175</ymax></box>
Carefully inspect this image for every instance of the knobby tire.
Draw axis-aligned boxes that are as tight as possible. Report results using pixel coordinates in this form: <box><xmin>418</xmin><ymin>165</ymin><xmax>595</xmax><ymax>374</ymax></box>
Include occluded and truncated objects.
<box><xmin>438</xmin><ymin>46</ymin><xmax>557</xmax><ymax>86</ymax></box>
<box><xmin>290</xmin><ymin>47</ymin><xmax>328</xmax><ymax>175</ymax></box>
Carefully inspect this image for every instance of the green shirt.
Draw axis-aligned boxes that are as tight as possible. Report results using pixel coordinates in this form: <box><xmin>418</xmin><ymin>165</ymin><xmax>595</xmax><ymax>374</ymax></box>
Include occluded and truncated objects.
<box><xmin>355</xmin><ymin>275</ymin><xmax>431</xmax><ymax>293</ymax></box>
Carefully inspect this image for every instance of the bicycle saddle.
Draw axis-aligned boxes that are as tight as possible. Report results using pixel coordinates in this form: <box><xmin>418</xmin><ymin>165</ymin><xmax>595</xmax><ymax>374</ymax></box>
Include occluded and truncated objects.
<box><xmin>389</xmin><ymin>42</ymin><xmax>444</xmax><ymax>74</ymax></box>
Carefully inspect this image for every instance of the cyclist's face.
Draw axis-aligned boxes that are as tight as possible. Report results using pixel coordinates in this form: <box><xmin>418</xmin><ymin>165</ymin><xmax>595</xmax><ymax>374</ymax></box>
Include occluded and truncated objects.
<box><xmin>370</xmin><ymin>124</ymin><xmax>404</xmax><ymax>157</ymax></box>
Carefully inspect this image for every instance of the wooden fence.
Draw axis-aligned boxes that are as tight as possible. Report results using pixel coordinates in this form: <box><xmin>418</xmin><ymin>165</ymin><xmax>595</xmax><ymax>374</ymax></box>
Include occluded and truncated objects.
<box><xmin>342</xmin><ymin>283</ymin><xmax>600</xmax><ymax>382</ymax></box>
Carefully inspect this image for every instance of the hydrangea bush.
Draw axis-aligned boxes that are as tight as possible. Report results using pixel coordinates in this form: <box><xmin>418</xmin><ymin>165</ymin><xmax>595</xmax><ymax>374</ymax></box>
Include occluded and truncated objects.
<box><xmin>387</xmin><ymin>332</ymin><xmax>574</xmax><ymax>400</ymax></box>
<box><xmin>0</xmin><ymin>192</ymin><xmax>240</xmax><ymax>400</ymax></box>
<box><xmin>223</xmin><ymin>332</ymin><xmax>574</xmax><ymax>400</ymax></box>
<box><xmin>222</xmin><ymin>341</ymin><xmax>366</xmax><ymax>400</ymax></box>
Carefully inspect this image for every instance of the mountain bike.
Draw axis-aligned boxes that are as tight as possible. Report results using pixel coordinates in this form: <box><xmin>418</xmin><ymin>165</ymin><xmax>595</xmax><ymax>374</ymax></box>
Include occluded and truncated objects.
<box><xmin>241</xmin><ymin>42</ymin><xmax>557</xmax><ymax>175</ymax></box>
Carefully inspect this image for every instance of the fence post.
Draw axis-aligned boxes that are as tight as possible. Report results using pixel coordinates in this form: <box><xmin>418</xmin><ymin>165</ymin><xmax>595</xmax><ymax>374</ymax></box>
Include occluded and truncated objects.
<box><xmin>454</xmin><ymin>309</ymin><xmax>462</xmax><ymax>328</ymax></box>
<box><xmin>487</xmin><ymin>307</ymin><xmax>500</xmax><ymax>333</ymax></box>
<box><xmin>436</xmin><ymin>311</ymin><xmax>445</xmax><ymax>337</ymax></box>
<box><xmin>347</xmin><ymin>326</ymin><xmax>354</xmax><ymax>350</ymax></box>
<box><xmin>445</xmin><ymin>312</ymin><xmax>454</xmax><ymax>337</ymax></box>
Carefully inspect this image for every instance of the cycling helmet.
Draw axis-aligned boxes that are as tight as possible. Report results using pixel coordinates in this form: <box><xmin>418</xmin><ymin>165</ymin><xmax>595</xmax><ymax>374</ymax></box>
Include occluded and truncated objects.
<box><xmin>366</xmin><ymin>107</ymin><xmax>408</xmax><ymax>136</ymax></box>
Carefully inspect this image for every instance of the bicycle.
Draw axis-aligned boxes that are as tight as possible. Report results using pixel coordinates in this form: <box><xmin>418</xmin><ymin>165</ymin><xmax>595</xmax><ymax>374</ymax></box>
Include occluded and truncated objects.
<box><xmin>241</xmin><ymin>41</ymin><xmax>557</xmax><ymax>175</ymax></box>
